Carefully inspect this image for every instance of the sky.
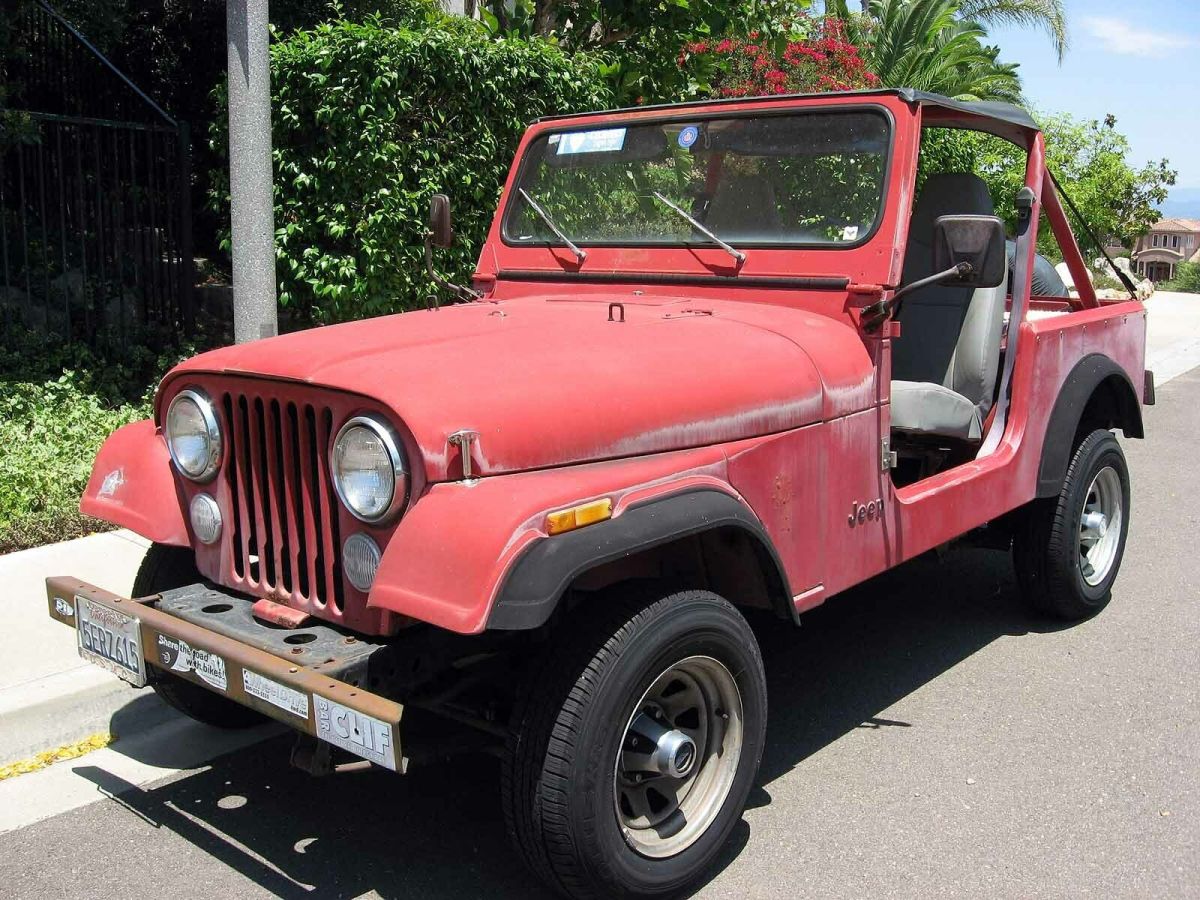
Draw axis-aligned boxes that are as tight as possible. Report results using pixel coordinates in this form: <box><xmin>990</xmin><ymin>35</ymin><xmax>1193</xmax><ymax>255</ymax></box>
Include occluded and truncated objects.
<box><xmin>988</xmin><ymin>0</ymin><xmax>1200</xmax><ymax>190</ymax></box>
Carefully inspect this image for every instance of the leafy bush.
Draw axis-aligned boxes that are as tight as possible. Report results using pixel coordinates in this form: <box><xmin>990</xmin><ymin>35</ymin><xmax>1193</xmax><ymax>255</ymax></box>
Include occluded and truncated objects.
<box><xmin>474</xmin><ymin>0</ymin><xmax>810</xmax><ymax>105</ymax></box>
<box><xmin>0</xmin><ymin>329</ymin><xmax>200</xmax><ymax>552</ymax></box>
<box><xmin>918</xmin><ymin>113</ymin><xmax>1176</xmax><ymax>258</ymax></box>
<box><xmin>0</xmin><ymin>374</ymin><xmax>149</xmax><ymax>553</ymax></box>
<box><xmin>1166</xmin><ymin>262</ymin><xmax>1200</xmax><ymax>294</ymax></box>
<box><xmin>210</xmin><ymin>16</ymin><xmax>613</xmax><ymax>323</ymax></box>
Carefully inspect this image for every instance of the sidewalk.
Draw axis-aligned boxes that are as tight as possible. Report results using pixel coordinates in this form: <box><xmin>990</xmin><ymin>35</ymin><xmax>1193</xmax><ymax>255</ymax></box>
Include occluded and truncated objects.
<box><xmin>0</xmin><ymin>529</ymin><xmax>154</xmax><ymax>764</ymax></box>
<box><xmin>1</xmin><ymin>291</ymin><xmax>1198</xmax><ymax>766</ymax></box>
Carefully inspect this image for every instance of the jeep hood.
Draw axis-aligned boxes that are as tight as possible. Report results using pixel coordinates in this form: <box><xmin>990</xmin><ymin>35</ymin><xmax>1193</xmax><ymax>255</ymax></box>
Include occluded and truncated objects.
<box><xmin>165</xmin><ymin>294</ymin><xmax>875</xmax><ymax>481</ymax></box>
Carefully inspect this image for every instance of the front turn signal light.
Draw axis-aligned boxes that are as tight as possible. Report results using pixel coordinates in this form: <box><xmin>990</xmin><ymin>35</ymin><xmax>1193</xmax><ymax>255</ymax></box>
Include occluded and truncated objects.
<box><xmin>546</xmin><ymin>498</ymin><xmax>613</xmax><ymax>536</ymax></box>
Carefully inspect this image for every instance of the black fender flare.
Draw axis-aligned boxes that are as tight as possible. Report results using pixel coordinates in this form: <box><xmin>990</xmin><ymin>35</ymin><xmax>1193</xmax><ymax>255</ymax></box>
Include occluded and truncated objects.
<box><xmin>1036</xmin><ymin>353</ymin><xmax>1143</xmax><ymax>498</ymax></box>
<box><xmin>486</xmin><ymin>489</ymin><xmax>793</xmax><ymax>631</ymax></box>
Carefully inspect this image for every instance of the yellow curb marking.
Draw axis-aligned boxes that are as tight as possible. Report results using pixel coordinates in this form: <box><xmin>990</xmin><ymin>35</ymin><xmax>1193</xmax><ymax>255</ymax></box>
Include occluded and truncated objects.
<box><xmin>0</xmin><ymin>732</ymin><xmax>114</xmax><ymax>781</ymax></box>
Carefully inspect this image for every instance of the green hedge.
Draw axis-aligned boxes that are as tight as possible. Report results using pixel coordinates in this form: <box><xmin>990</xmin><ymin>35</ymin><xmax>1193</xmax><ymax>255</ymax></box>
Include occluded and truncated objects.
<box><xmin>211</xmin><ymin>16</ymin><xmax>613</xmax><ymax>323</ymax></box>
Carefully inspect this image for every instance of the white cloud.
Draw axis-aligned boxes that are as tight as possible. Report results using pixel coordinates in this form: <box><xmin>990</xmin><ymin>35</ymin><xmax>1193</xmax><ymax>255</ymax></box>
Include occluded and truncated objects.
<box><xmin>1082</xmin><ymin>16</ymin><xmax>1198</xmax><ymax>57</ymax></box>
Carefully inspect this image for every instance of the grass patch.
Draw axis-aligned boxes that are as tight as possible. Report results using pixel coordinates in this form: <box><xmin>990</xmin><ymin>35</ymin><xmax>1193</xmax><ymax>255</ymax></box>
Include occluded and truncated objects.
<box><xmin>0</xmin><ymin>329</ymin><xmax>203</xmax><ymax>554</ymax></box>
<box><xmin>0</xmin><ymin>374</ymin><xmax>151</xmax><ymax>553</ymax></box>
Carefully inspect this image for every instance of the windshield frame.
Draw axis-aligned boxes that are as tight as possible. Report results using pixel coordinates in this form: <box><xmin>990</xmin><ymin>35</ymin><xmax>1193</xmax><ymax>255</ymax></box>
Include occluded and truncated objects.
<box><xmin>499</xmin><ymin>102</ymin><xmax>896</xmax><ymax>254</ymax></box>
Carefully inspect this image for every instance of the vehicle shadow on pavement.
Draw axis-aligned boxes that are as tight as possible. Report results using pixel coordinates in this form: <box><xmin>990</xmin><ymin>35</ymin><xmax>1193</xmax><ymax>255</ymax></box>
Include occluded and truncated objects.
<box><xmin>81</xmin><ymin>546</ymin><xmax>1055</xmax><ymax>899</ymax></box>
<box><xmin>750</xmin><ymin>545</ymin><xmax>1066</xmax><ymax>787</ymax></box>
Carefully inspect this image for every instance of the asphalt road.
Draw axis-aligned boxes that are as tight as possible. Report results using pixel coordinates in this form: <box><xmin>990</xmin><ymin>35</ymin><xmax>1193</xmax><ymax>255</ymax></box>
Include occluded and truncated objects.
<box><xmin>2</xmin><ymin>369</ymin><xmax>1197</xmax><ymax>899</ymax></box>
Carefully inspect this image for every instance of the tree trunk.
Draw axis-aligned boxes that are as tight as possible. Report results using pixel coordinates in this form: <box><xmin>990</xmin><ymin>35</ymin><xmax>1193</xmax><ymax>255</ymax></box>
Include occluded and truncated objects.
<box><xmin>486</xmin><ymin>0</ymin><xmax>510</xmax><ymax>32</ymax></box>
<box><xmin>533</xmin><ymin>0</ymin><xmax>558</xmax><ymax>37</ymax></box>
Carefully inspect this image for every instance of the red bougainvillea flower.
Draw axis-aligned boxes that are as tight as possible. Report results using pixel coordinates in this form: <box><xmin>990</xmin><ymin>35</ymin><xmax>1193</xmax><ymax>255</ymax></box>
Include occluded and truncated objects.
<box><xmin>678</xmin><ymin>15</ymin><xmax>880</xmax><ymax>99</ymax></box>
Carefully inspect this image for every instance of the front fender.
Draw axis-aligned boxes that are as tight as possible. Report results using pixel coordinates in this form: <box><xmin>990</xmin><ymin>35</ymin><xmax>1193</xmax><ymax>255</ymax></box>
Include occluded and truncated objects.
<box><xmin>79</xmin><ymin>419</ymin><xmax>190</xmax><ymax>546</ymax></box>
<box><xmin>367</xmin><ymin>446</ymin><xmax>737</xmax><ymax>634</ymax></box>
<box><xmin>487</xmin><ymin>488</ymin><xmax>792</xmax><ymax>631</ymax></box>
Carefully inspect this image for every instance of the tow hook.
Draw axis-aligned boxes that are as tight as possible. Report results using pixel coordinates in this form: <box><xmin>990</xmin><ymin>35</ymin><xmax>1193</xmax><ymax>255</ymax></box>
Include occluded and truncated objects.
<box><xmin>290</xmin><ymin>735</ymin><xmax>372</xmax><ymax>776</ymax></box>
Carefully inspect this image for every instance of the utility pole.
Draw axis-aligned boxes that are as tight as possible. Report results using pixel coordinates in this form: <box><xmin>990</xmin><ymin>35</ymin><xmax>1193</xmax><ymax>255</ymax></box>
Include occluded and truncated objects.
<box><xmin>226</xmin><ymin>0</ymin><xmax>278</xmax><ymax>342</ymax></box>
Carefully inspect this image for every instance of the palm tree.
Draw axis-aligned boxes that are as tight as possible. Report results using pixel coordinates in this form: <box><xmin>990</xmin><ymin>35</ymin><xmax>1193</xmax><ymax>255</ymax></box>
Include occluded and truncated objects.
<box><xmin>826</xmin><ymin>0</ymin><xmax>1068</xmax><ymax>59</ymax></box>
<box><xmin>827</xmin><ymin>0</ymin><xmax>1028</xmax><ymax>101</ymax></box>
<box><xmin>957</xmin><ymin>0</ymin><xmax>1068</xmax><ymax>61</ymax></box>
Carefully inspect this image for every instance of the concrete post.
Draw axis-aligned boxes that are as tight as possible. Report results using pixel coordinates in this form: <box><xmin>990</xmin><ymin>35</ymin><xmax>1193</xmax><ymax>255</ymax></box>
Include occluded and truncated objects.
<box><xmin>227</xmin><ymin>0</ymin><xmax>278</xmax><ymax>342</ymax></box>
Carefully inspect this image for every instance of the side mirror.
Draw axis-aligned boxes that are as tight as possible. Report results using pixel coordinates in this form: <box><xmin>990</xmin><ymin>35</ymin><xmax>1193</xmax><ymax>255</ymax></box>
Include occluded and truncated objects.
<box><xmin>932</xmin><ymin>214</ymin><xmax>1006</xmax><ymax>288</ymax></box>
<box><xmin>429</xmin><ymin>194</ymin><xmax>454</xmax><ymax>248</ymax></box>
<box><xmin>424</xmin><ymin>192</ymin><xmax>477</xmax><ymax>306</ymax></box>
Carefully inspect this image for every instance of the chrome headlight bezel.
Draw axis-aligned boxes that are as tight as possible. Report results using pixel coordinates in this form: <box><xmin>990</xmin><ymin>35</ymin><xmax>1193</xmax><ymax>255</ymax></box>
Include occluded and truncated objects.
<box><xmin>165</xmin><ymin>388</ymin><xmax>222</xmax><ymax>483</ymax></box>
<box><xmin>330</xmin><ymin>415</ymin><xmax>409</xmax><ymax>525</ymax></box>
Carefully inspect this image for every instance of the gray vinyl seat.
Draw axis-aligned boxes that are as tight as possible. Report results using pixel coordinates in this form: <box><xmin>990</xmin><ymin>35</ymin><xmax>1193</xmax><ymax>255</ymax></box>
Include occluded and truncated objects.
<box><xmin>890</xmin><ymin>173</ymin><xmax>1007</xmax><ymax>442</ymax></box>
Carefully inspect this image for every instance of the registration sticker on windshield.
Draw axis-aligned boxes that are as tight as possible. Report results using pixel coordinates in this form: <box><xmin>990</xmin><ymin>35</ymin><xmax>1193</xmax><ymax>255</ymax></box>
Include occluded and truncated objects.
<box><xmin>556</xmin><ymin>127</ymin><xmax>626</xmax><ymax>156</ymax></box>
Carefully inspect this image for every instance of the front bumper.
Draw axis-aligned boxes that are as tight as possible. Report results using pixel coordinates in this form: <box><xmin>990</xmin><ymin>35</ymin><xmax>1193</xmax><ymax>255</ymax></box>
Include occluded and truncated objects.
<box><xmin>45</xmin><ymin>576</ymin><xmax>405</xmax><ymax>772</ymax></box>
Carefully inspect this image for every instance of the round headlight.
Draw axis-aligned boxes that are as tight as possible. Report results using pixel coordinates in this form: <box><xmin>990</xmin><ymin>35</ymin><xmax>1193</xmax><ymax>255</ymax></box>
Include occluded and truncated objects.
<box><xmin>343</xmin><ymin>533</ymin><xmax>382</xmax><ymax>592</ymax></box>
<box><xmin>331</xmin><ymin>416</ymin><xmax>408</xmax><ymax>523</ymax></box>
<box><xmin>190</xmin><ymin>493</ymin><xmax>223</xmax><ymax>545</ymax></box>
<box><xmin>166</xmin><ymin>389</ymin><xmax>221</xmax><ymax>482</ymax></box>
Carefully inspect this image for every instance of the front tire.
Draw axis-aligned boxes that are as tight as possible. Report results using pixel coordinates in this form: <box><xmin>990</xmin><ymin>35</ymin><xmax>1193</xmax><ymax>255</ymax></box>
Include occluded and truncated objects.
<box><xmin>133</xmin><ymin>544</ymin><xmax>264</xmax><ymax>729</ymax></box>
<box><xmin>502</xmin><ymin>585</ymin><xmax>767</xmax><ymax>899</ymax></box>
<box><xmin>1013</xmin><ymin>429</ymin><xmax>1131</xmax><ymax>620</ymax></box>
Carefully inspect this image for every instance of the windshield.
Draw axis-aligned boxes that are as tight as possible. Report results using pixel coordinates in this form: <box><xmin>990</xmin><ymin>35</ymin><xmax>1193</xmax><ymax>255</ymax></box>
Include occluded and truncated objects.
<box><xmin>503</xmin><ymin>109</ymin><xmax>891</xmax><ymax>250</ymax></box>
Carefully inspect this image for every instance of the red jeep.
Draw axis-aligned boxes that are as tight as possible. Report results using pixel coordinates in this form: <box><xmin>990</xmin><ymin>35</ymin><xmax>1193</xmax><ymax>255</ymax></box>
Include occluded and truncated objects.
<box><xmin>48</xmin><ymin>89</ymin><xmax>1150</xmax><ymax>898</ymax></box>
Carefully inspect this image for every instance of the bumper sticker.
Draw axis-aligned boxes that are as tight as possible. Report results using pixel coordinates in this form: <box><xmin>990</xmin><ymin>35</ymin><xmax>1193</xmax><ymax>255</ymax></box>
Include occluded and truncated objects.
<box><xmin>243</xmin><ymin>670</ymin><xmax>309</xmax><ymax>719</ymax></box>
<box><xmin>156</xmin><ymin>634</ymin><xmax>228</xmax><ymax>692</ymax></box>
<box><xmin>314</xmin><ymin>695</ymin><xmax>397</xmax><ymax>771</ymax></box>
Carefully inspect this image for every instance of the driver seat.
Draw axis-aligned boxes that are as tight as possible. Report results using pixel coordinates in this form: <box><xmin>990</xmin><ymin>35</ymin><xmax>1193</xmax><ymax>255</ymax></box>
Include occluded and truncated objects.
<box><xmin>890</xmin><ymin>173</ymin><xmax>1007</xmax><ymax>442</ymax></box>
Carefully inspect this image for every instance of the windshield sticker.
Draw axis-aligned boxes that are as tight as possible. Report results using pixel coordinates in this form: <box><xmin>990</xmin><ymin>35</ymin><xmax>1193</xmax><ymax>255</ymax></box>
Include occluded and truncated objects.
<box><xmin>841</xmin><ymin>225</ymin><xmax>860</xmax><ymax>241</ymax></box>
<box><xmin>556</xmin><ymin>128</ymin><xmax>627</xmax><ymax>156</ymax></box>
<box><xmin>677</xmin><ymin>126</ymin><xmax>699</xmax><ymax>149</ymax></box>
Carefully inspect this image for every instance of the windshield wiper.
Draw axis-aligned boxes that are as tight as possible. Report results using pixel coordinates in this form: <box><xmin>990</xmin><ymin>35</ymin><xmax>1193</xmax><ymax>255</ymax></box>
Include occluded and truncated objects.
<box><xmin>519</xmin><ymin>188</ymin><xmax>586</xmax><ymax>264</ymax></box>
<box><xmin>651</xmin><ymin>191</ymin><xmax>746</xmax><ymax>265</ymax></box>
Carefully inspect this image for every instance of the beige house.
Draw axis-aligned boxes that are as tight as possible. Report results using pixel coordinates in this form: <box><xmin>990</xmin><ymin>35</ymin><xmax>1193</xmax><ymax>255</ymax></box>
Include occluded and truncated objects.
<box><xmin>1132</xmin><ymin>218</ymin><xmax>1200</xmax><ymax>282</ymax></box>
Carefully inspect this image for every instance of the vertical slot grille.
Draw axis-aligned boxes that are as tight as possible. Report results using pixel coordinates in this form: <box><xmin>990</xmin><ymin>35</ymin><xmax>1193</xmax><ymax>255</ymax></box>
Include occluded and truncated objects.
<box><xmin>223</xmin><ymin>390</ymin><xmax>344</xmax><ymax>614</ymax></box>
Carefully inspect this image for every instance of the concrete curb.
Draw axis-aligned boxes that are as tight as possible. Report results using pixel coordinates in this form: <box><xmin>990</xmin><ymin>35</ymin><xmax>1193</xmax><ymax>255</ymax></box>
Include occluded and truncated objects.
<box><xmin>0</xmin><ymin>670</ymin><xmax>145</xmax><ymax>764</ymax></box>
<box><xmin>0</xmin><ymin>529</ymin><xmax>150</xmax><ymax>766</ymax></box>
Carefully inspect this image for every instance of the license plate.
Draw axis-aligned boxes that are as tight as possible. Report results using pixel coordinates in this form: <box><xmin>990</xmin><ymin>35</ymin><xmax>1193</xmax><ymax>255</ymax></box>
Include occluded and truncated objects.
<box><xmin>76</xmin><ymin>595</ymin><xmax>146</xmax><ymax>687</ymax></box>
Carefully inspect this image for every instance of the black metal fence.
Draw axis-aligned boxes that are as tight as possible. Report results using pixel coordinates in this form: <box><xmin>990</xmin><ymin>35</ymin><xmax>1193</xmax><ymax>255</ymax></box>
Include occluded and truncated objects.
<box><xmin>1</xmin><ymin>1</ymin><xmax>192</xmax><ymax>348</ymax></box>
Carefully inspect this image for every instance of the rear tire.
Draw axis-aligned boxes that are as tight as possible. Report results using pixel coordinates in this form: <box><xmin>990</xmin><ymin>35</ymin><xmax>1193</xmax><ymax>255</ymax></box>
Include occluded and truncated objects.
<box><xmin>501</xmin><ymin>584</ymin><xmax>767</xmax><ymax>899</ymax></box>
<box><xmin>1013</xmin><ymin>429</ymin><xmax>1131</xmax><ymax>620</ymax></box>
<box><xmin>133</xmin><ymin>544</ymin><xmax>264</xmax><ymax>729</ymax></box>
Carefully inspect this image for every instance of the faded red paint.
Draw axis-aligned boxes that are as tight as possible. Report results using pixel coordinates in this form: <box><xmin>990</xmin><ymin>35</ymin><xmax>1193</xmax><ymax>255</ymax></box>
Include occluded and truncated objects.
<box><xmin>80</xmin><ymin>92</ymin><xmax>1147</xmax><ymax>636</ymax></box>
<box><xmin>80</xmin><ymin>419</ymin><xmax>189</xmax><ymax>546</ymax></box>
